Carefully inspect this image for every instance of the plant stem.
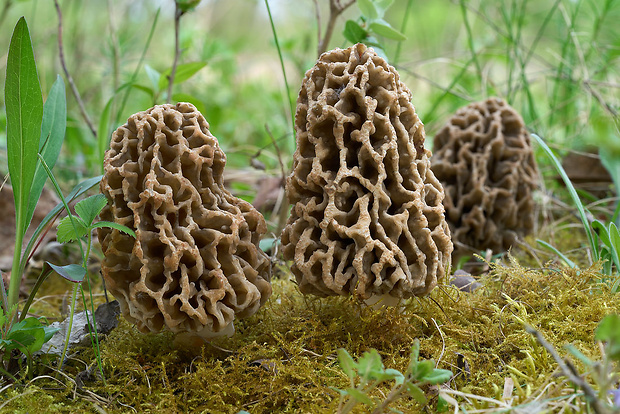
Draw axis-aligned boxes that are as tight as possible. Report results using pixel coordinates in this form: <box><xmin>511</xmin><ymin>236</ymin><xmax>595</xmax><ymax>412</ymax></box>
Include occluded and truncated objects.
<box><xmin>59</xmin><ymin>282</ymin><xmax>79</xmax><ymax>368</ymax></box>
<box><xmin>393</xmin><ymin>0</ymin><xmax>413</xmax><ymax>65</ymax></box>
<box><xmin>53</xmin><ymin>0</ymin><xmax>97</xmax><ymax>140</ymax></box>
<box><xmin>167</xmin><ymin>4</ymin><xmax>183</xmax><ymax>103</ymax></box>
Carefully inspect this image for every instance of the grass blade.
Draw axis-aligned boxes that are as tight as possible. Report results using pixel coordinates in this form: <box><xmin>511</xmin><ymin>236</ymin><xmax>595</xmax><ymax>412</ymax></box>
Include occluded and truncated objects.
<box><xmin>536</xmin><ymin>239</ymin><xmax>576</xmax><ymax>269</ymax></box>
<box><xmin>532</xmin><ymin>133</ymin><xmax>599</xmax><ymax>262</ymax></box>
<box><xmin>5</xmin><ymin>17</ymin><xmax>44</xmax><ymax>309</ymax></box>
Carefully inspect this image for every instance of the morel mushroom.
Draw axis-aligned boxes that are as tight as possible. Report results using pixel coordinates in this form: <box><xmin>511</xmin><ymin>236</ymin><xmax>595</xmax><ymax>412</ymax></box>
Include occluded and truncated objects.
<box><xmin>281</xmin><ymin>44</ymin><xmax>453</xmax><ymax>302</ymax></box>
<box><xmin>431</xmin><ymin>98</ymin><xmax>539</xmax><ymax>260</ymax></box>
<box><xmin>98</xmin><ymin>103</ymin><xmax>271</xmax><ymax>338</ymax></box>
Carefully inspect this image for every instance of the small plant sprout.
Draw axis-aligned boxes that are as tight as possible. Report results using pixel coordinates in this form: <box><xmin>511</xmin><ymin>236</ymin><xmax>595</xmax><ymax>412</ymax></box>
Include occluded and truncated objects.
<box><xmin>332</xmin><ymin>340</ymin><xmax>453</xmax><ymax>414</ymax></box>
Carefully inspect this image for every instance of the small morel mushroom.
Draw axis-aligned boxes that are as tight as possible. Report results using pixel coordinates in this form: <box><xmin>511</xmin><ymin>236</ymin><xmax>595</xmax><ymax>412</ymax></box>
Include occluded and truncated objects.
<box><xmin>98</xmin><ymin>103</ymin><xmax>271</xmax><ymax>339</ymax></box>
<box><xmin>281</xmin><ymin>44</ymin><xmax>453</xmax><ymax>302</ymax></box>
<box><xmin>431</xmin><ymin>98</ymin><xmax>539</xmax><ymax>260</ymax></box>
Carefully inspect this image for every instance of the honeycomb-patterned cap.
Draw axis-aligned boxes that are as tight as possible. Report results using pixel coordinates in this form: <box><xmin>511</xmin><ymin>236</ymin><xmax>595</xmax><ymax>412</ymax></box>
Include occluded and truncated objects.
<box><xmin>281</xmin><ymin>44</ymin><xmax>453</xmax><ymax>301</ymax></box>
<box><xmin>98</xmin><ymin>103</ymin><xmax>271</xmax><ymax>338</ymax></box>
<box><xmin>431</xmin><ymin>98</ymin><xmax>539</xmax><ymax>260</ymax></box>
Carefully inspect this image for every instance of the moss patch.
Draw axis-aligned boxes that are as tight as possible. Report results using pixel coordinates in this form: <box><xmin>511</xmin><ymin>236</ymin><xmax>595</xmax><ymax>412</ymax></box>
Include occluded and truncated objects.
<box><xmin>3</xmin><ymin>258</ymin><xmax>619</xmax><ymax>413</ymax></box>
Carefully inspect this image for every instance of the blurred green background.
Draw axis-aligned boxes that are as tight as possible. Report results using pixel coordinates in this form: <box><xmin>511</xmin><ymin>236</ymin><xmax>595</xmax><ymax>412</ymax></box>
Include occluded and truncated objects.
<box><xmin>0</xmin><ymin>0</ymin><xmax>619</xmax><ymax>201</ymax></box>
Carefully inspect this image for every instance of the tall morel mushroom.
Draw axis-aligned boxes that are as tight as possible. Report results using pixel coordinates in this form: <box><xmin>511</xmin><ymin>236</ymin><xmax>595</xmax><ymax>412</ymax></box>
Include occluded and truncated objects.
<box><xmin>431</xmin><ymin>98</ymin><xmax>539</xmax><ymax>260</ymax></box>
<box><xmin>281</xmin><ymin>44</ymin><xmax>453</xmax><ymax>302</ymax></box>
<box><xmin>98</xmin><ymin>103</ymin><xmax>271</xmax><ymax>338</ymax></box>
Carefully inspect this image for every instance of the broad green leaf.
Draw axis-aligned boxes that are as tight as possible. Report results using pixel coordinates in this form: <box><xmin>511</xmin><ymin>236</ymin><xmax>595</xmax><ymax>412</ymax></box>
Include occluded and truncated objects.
<box><xmin>176</xmin><ymin>0</ymin><xmax>201</xmax><ymax>12</ymax></box>
<box><xmin>406</xmin><ymin>383</ymin><xmax>426</xmax><ymax>405</ymax></box>
<box><xmin>75</xmin><ymin>194</ymin><xmax>108</xmax><ymax>226</ymax></box>
<box><xmin>595</xmin><ymin>314</ymin><xmax>620</xmax><ymax>343</ymax></box>
<box><xmin>132</xmin><ymin>84</ymin><xmax>155</xmax><ymax>97</ymax></box>
<box><xmin>369</xmin><ymin>20</ymin><xmax>407</xmax><ymax>41</ymax></box>
<box><xmin>358</xmin><ymin>349</ymin><xmax>384</xmax><ymax>381</ymax></box>
<box><xmin>344</xmin><ymin>20</ymin><xmax>368</xmax><ymax>44</ymax></box>
<box><xmin>413</xmin><ymin>360</ymin><xmax>434</xmax><ymax>380</ymax></box>
<box><xmin>91</xmin><ymin>221</ymin><xmax>136</xmax><ymax>238</ymax></box>
<box><xmin>420</xmin><ymin>368</ymin><xmax>453</xmax><ymax>384</ymax></box>
<box><xmin>43</xmin><ymin>324</ymin><xmax>60</xmax><ymax>342</ymax></box>
<box><xmin>374</xmin><ymin>0</ymin><xmax>395</xmax><ymax>16</ymax></box>
<box><xmin>97</xmin><ymin>95</ymin><xmax>115</xmax><ymax>169</ymax></box>
<box><xmin>371</xmin><ymin>368</ymin><xmax>405</xmax><ymax>384</ymax></box>
<box><xmin>7</xmin><ymin>316</ymin><xmax>46</xmax><ymax>354</ymax></box>
<box><xmin>27</xmin><ymin>76</ymin><xmax>66</xmax><ymax>234</ymax></box>
<box><xmin>5</xmin><ymin>17</ymin><xmax>44</xmax><ymax>237</ymax></box>
<box><xmin>158</xmin><ymin>62</ymin><xmax>207</xmax><ymax>91</ymax></box>
<box><xmin>145</xmin><ymin>64</ymin><xmax>161</xmax><ymax>91</ymax></box>
<box><xmin>407</xmin><ymin>340</ymin><xmax>420</xmax><ymax>375</ymax></box>
<box><xmin>346</xmin><ymin>387</ymin><xmax>374</xmax><ymax>406</ymax></box>
<box><xmin>338</xmin><ymin>348</ymin><xmax>358</xmax><ymax>379</ymax></box>
<box><xmin>357</xmin><ymin>0</ymin><xmax>378</xmax><ymax>19</ymax></box>
<box><xmin>600</xmin><ymin>148</ymin><xmax>620</xmax><ymax>199</ymax></box>
<box><xmin>436</xmin><ymin>395</ymin><xmax>449</xmax><ymax>412</ymax></box>
<box><xmin>57</xmin><ymin>214</ymin><xmax>88</xmax><ymax>243</ymax></box>
<box><xmin>47</xmin><ymin>262</ymin><xmax>86</xmax><ymax>283</ymax></box>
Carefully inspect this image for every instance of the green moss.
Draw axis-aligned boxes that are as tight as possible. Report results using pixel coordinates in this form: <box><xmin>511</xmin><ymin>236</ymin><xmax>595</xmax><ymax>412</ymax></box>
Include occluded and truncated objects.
<box><xmin>5</xmin><ymin>258</ymin><xmax>620</xmax><ymax>413</ymax></box>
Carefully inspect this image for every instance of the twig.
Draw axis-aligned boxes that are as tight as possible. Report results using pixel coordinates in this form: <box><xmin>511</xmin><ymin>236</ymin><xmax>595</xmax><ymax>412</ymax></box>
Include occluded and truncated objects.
<box><xmin>53</xmin><ymin>0</ymin><xmax>97</xmax><ymax>139</ymax></box>
<box><xmin>167</xmin><ymin>4</ymin><xmax>184</xmax><ymax>103</ymax></box>
<box><xmin>317</xmin><ymin>0</ymin><xmax>356</xmax><ymax>57</ymax></box>
<box><xmin>313</xmin><ymin>0</ymin><xmax>321</xmax><ymax>46</ymax></box>
<box><xmin>525</xmin><ymin>325</ymin><xmax>608</xmax><ymax>414</ymax></box>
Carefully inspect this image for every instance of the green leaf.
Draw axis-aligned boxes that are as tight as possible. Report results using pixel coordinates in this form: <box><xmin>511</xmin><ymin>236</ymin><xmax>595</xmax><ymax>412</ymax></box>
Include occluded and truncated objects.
<box><xmin>420</xmin><ymin>368</ymin><xmax>453</xmax><ymax>385</ymax></box>
<box><xmin>144</xmin><ymin>64</ymin><xmax>161</xmax><ymax>92</ymax></box>
<box><xmin>357</xmin><ymin>0</ymin><xmax>378</xmax><ymax>19</ymax></box>
<box><xmin>374</xmin><ymin>0</ymin><xmax>395</xmax><ymax>16</ymax></box>
<box><xmin>369</xmin><ymin>19</ymin><xmax>407</xmax><ymax>41</ymax></box>
<box><xmin>592</xmin><ymin>220</ymin><xmax>611</xmax><ymax>248</ymax></box>
<box><xmin>536</xmin><ymin>239</ymin><xmax>576</xmax><ymax>268</ymax></box>
<box><xmin>357</xmin><ymin>349</ymin><xmax>384</xmax><ymax>381</ymax></box>
<box><xmin>75</xmin><ymin>194</ymin><xmax>108</xmax><ymax>226</ymax></box>
<box><xmin>608</xmin><ymin>223</ymin><xmax>620</xmax><ymax>268</ymax></box>
<box><xmin>436</xmin><ymin>395</ymin><xmax>449</xmax><ymax>412</ymax></box>
<box><xmin>406</xmin><ymin>383</ymin><xmax>426</xmax><ymax>405</ymax></box>
<box><xmin>47</xmin><ymin>262</ymin><xmax>86</xmax><ymax>283</ymax></box>
<box><xmin>7</xmin><ymin>316</ymin><xmax>46</xmax><ymax>354</ymax></box>
<box><xmin>564</xmin><ymin>344</ymin><xmax>593</xmax><ymax>366</ymax></box>
<box><xmin>5</xmin><ymin>17</ymin><xmax>44</xmax><ymax>237</ymax></box>
<box><xmin>413</xmin><ymin>360</ymin><xmax>434</xmax><ymax>380</ymax></box>
<box><xmin>532</xmin><ymin>134</ymin><xmax>599</xmax><ymax>261</ymax></box>
<box><xmin>176</xmin><ymin>0</ymin><xmax>201</xmax><ymax>13</ymax></box>
<box><xmin>43</xmin><ymin>324</ymin><xmax>60</xmax><ymax>342</ymax></box>
<box><xmin>344</xmin><ymin>20</ymin><xmax>368</xmax><ymax>45</ymax></box>
<box><xmin>595</xmin><ymin>314</ymin><xmax>620</xmax><ymax>343</ymax></box>
<box><xmin>596</xmin><ymin>314</ymin><xmax>620</xmax><ymax>360</ymax></box>
<box><xmin>369</xmin><ymin>368</ymin><xmax>404</xmax><ymax>383</ymax></box>
<box><xmin>28</xmin><ymin>76</ymin><xmax>66</xmax><ymax>234</ymax></box>
<box><xmin>328</xmin><ymin>386</ymin><xmax>347</xmax><ymax>396</ymax></box>
<box><xmin>57</xmin><ymin>214</ymin><xmax>88</xmax><ymax>243</ymax></box>
<box><xmin>158</xmin><ymin>62</ymin><xmax>207</xmax><ymax>91</ymax></box>
<box><xmin>91</xmin><ymin>221</ymin><xmax>136</xmax><ymax>238</ymax></box>
<box><xmin>407</xmin><ymin>340</ymin><xmax>420</xmax><ymax>375</ymax></box>
<box><xmin>346</xmin><ymin>387</ymin><xmax>374</xmax><ymax>406</ymax></box>
<box><xmin>338</xmin><ymin>348</ymin><xmax>358</xmax><ymax>379</ymax></box>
